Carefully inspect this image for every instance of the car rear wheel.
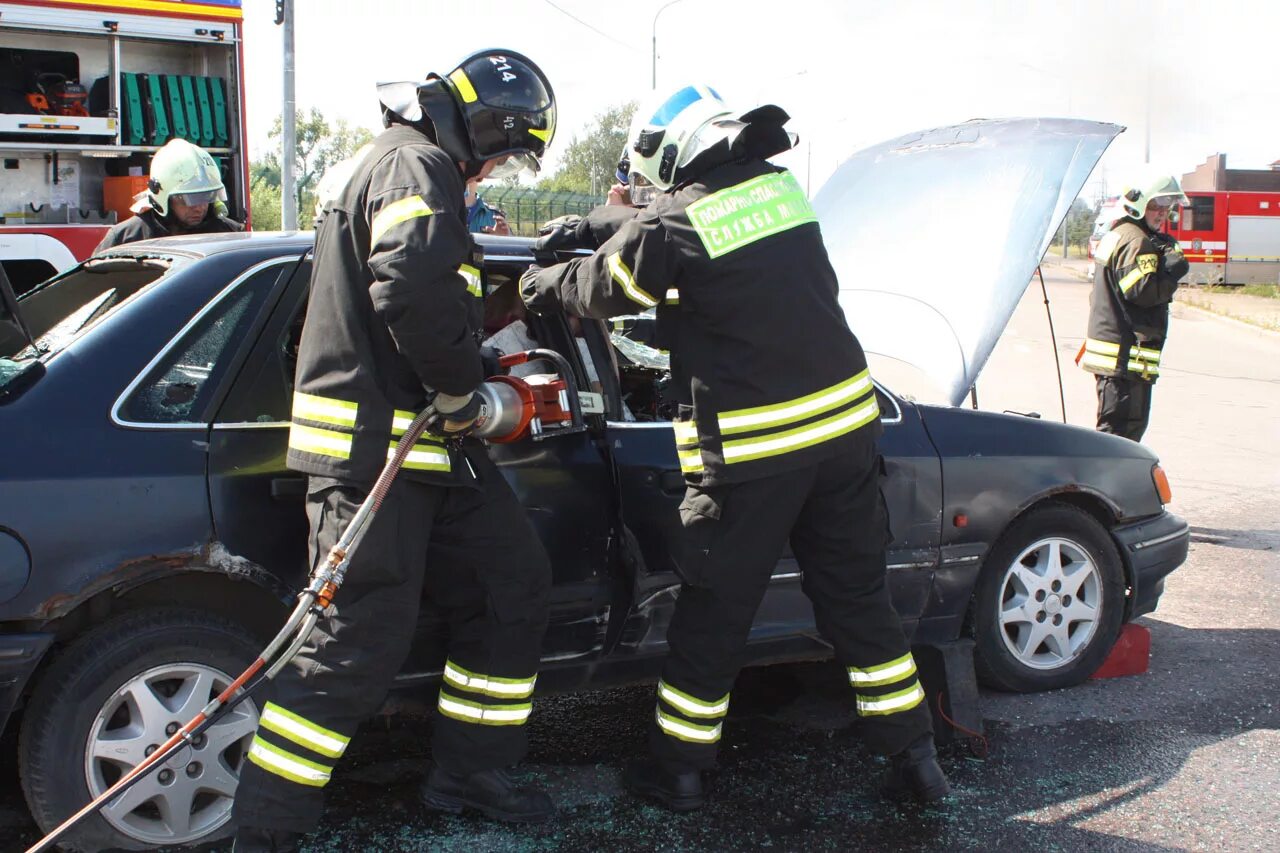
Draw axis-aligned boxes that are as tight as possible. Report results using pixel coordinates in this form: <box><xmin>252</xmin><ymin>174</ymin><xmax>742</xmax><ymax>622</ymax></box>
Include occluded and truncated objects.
<box><xmin>19</xmin><ymin>608</ymin><xmax>260</xmax><ymax>852</ymax></box>
<box><xmin>972</xmin><ymin>504</ymin><xmax>1125</xmax><ymax>692</ymax></box>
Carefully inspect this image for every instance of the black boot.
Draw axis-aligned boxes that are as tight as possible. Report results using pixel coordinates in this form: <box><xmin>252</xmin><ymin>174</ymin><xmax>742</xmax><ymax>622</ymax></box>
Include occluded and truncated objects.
<box><xmin>231</xmin><ymin>826</ymin><xmax>302</xmax><ymax>852</ymax></box>
<box><xmin>882</xmin><ymin>734</ymin><xmax>951</xmax><ymax>804</ymax></box>
<box><xmin>420</xmin><ymin>764</ymin><xmax>555</xmax><ymax>823</ymax></box>
<box><xmin>622</xmin><ymin>758</ymin><xmax>705</xmax><ymax>812</ymax></box>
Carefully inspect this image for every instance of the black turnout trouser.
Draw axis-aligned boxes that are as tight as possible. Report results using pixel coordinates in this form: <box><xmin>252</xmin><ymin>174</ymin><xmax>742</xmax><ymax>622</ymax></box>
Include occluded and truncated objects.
<box><xmin>232</xmin><ymin>450</ymin><xmax>550</xmax><ymax>835</ymax></box>
<box><xmin>650</xmin><ymin>436</ymin><xmax>933</xmax><ymax>771</ymax></box>
<box><xmin>1095</xmin><ymin>375</ymin><xmax>1153</xmax><ymax>441</ymax></box>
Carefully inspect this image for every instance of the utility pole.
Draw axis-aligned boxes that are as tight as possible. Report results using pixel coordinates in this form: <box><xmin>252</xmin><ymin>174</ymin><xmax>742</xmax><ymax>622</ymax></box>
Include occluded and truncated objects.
<box><xmin>277</xmin><ymin>0</ymin><xmax>297</xmax><ymax>230</ymax></box>
<box><xmin>651</xmin><ymin>0</ymin><xmax>686</xmax><ymax>90</ymax></box>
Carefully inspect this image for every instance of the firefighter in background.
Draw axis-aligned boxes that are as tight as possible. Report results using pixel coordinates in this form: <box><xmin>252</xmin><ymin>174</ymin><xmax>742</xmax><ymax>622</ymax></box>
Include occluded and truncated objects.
<box><xmin>1080</xmin><ymin>172</ymin><xmax>1190</xmax><ymax>440</ymax></box>
<box><xmin>521</xmin><ymin>85</ymin><xmax>949</xmax><ymax>810</ymax></box>
<box><xmin>94</xmin><ymin>138</ymin><xmax>242</xmax><ymax>251</ymax></box>
<box><xmin>231</xmin><ymin>50</ymin><xmax>557</xmax><ymax>852</ymax></box>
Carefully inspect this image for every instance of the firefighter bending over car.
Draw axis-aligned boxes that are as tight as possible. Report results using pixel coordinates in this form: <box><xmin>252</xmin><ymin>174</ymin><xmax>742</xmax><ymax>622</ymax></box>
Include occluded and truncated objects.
<box><xmin>521</xmin><ymin>85</ymin><xmax>951</xmax><ymax>810</ymax></box>
<box><xmin>94</xmin><ymin>138</ymin><xmax>242</xmax><ymax>251</ymax></box>
<box><xmin>230</xmin><ymin>50</ymin><xmax>557</xmax><ymax>851</ymax></box>
<box><xmin>1081</xmin><ymin>172</ymin><xmax>1190</xmax><ymax>441</ymax></box>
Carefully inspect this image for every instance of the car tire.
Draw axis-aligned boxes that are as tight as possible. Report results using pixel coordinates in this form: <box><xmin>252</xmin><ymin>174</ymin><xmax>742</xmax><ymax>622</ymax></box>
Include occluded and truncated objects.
<box><xmin>19</xmin><ymin>608</ymin><xmax>261</xmax><ymax>852</ymax></box>
<box><xmin>971</xmin><ymin>504</ymin><xmax>1125</xmax><ymax>693</ymax></box>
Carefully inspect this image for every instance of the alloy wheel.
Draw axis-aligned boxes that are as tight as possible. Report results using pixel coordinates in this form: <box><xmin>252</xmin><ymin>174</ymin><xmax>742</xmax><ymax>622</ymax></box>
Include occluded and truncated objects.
<box><xmin>83</xmin><ymin>662</ymin><xmax>259</xmax><ymax>845</ymax></box>
<box><xmin>995</xmin><ymin>536</ymin><xmax>1103</xmax><ymax>671</ymax></box>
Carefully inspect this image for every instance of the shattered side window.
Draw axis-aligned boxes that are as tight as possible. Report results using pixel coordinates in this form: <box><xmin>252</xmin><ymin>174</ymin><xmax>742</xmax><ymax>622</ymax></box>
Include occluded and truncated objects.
<box><xmin>121</xmin><ymin>266</ymin><xmax>281</xmax><ymax>424</ymax></box>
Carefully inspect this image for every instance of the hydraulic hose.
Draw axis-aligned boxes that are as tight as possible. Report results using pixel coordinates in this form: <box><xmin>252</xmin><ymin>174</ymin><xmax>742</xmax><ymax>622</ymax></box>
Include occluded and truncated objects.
<box><xmin>25</xmin><ymin>405</ymin><xmax>439</xmax><ymax>853</ymax></box>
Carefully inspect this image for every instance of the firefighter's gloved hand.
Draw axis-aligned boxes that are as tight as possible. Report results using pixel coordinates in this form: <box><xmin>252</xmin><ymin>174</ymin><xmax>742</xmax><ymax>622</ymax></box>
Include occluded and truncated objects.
<box><xmin>479</xmin><ymin>346</ymin><xmax>508</xmax><ymax>378</ymax></box>
<box><xmin>520</xmin><ymin>264</ymin><xmax>564</xmax><ymax>315</ymax></box>
<box><xmin>533</xmin><ymin>215</ymin><xmax>584</xmax><ymax>253</ymax></box>
<box><xmin>1159</xmin><ymin>241</ymin><xmax>1190</xmax><ymax>281</ymax></box>
<box><xmin>1163</xmin><ymin>251</ymin><xmax>1189</xmax><ymax>282</ymax></box>
<box><xmin>430</xmin><ymin>391</ymin><xmax>483</xmax><ymax>437</ymax></box>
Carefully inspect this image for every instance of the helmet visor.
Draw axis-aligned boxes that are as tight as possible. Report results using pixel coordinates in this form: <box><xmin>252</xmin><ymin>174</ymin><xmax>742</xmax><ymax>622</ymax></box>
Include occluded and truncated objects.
<box><xmin>487</xmin><ymin>151</ymin><xmax>542</xmax><ymax>180</ymax></box>
<box><xmin>170</xmin><ymin>188</ymin><xmax>224</xmax><ymax>208</ymax></box>
<box><xmin>629</xmin><ymin>172</ymin><xmax>657</xmax><ymax>207</ymax></box>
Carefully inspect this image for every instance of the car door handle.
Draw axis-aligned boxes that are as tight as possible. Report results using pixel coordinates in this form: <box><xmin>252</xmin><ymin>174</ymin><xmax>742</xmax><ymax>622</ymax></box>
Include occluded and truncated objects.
<box><xmin>270</xmin><ymin>477</ymin><xmax>307</xmax><ymax>500</ymax></box>
<box><xmin>659</xmin><ymin>470</ymin><xmax>686</xmax><ymax>496</ymax></box>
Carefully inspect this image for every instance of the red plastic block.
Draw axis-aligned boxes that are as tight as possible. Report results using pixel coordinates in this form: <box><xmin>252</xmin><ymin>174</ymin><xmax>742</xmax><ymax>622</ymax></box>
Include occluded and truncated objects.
<box><xmin>1090</xmin><ymin>623</ymin><xmax>1151</xmax><ymax>679</ymax></box>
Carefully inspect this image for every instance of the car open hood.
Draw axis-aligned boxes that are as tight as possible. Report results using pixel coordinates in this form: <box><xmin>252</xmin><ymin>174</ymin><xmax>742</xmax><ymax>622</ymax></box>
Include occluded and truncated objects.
<box><xmin>812</xmin><ymin>118</ymin><xmax>1122</xmax><ymax>407</ymax></box>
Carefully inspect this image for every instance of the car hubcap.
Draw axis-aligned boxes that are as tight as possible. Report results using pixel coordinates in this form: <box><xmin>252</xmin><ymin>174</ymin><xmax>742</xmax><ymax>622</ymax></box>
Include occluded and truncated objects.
<box><xmin>84</xmin><ymin>662</ymin><xmax>259</xmax><ymax>845</ymax></box>
<box><xmin>996</xmin><ymin>537</ymin><xmax>1102</xmax><ymax>670</ymax></box>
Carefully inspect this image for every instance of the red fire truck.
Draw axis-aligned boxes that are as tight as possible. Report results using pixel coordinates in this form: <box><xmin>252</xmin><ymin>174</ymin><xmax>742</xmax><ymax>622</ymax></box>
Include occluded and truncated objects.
<box><xmin>1165</xmin><ymin>190</ymin><xmax>1280</xmax><ymax>285</ymax></box>
<box><xmin>0</xmin><ymin>0</ymin><xmax>249</xmax><ymax>294</ymax></box>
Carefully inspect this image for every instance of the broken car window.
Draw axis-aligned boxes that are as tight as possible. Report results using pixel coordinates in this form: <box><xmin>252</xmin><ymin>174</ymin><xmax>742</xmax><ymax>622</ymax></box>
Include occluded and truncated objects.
<box><xmin>121</xmin><ymin>265</ymin><xmax>282</xmax><ymax>424</ymax></box>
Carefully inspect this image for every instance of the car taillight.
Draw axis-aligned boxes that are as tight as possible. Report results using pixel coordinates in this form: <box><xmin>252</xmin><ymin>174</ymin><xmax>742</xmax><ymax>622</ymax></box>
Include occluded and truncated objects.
<box><xmin>1152</xmin><ymin>464</ymin><xmax>1172</xmax><ymax>504</ymax></box>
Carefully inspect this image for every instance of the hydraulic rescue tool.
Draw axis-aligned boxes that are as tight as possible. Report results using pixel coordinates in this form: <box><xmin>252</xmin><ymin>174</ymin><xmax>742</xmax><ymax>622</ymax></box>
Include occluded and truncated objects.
<box><xmin>25</xmin><ymin>349</ymin><xmax>581</xmax><ymax>853</ymax></box>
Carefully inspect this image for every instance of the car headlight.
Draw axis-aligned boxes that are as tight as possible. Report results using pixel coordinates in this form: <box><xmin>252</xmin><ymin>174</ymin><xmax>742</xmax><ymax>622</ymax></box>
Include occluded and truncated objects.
<box><xmin>1151</xmin><ymin>464</ymin><xmax>1172</xmax><ymax>505</ymax></box>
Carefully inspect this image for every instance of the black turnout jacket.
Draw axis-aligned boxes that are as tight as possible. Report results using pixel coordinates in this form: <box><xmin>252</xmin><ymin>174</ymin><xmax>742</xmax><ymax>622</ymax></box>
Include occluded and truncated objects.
<box><xmin>286</xmin><ymin>124</ymin><xmax>485</xmax><ymax>486</ymax></box>
<box><xmin>527</xmin><ymin>159</ymin><xmax>880</xmax><ymax>486</ymax></box>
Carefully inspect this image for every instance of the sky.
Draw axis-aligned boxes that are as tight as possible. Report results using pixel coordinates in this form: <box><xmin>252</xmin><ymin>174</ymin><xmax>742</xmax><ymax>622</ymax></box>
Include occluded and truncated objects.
<box><xmin>240</xmin><ymin>0</ymin><xmax>1280</xmax><ymax>200</ymax></box>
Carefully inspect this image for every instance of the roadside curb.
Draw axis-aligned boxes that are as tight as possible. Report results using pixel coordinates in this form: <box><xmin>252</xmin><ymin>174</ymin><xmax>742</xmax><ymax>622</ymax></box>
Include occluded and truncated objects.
<box><xmin>1173</xmin><ymin>299</ymin><xmax>1279</xmax><ymax>336</ymax></box>
<box><xmin>1038</xmin><ymin>259</ymin><xmax>1091</xmax><ymax>282</ymax></box>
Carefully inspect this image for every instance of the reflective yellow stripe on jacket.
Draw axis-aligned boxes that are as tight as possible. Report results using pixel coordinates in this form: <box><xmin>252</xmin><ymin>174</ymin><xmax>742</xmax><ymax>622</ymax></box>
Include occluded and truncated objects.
<box><xmin>1081</xmin><ymin>338</ymin><xmax>1161</xmax><ymax>378</ymax></box>
<box><xmin>289</xmin><ymin>392</ymin><xmax>357</xmax><ymax>460</ymax></box>
<box><xmin>717</xmin><ymin>369</ymin><xmax>879</xmax><ymax>465</ymax></box>
<box><xmin>458</xmin><ymin>263</ymin><xmax>482</xmax><ymax>298</ymax></box>
<box><xmin>370</xmin><ymin>194</ymin><xmax>433</xmax><ymax>245</ymax></box>
<box><xmin>673</xmin><ymin>419</ymin><xmax>703</xmax><ymax>474</ymax></box>
<box><xmin>391</xmin><ymin>408</ymin><xmax>451</xmax><ymax>472</ymax></box>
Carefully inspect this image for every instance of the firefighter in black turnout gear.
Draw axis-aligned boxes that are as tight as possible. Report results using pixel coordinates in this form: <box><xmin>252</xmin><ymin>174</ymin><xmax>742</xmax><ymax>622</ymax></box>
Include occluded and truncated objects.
<box><xmin>1081</xmin><ymin>172</ymin><xmax>1190</xmax><ymax>441</ymax></box>
<box><xmin>521</xmin><ymin>85</ymin><xmax>948</xmax><ymax>810</ymax></box>
<box><xmin>231</xmin><ymin>51</ymin><xmax>557</xmax><ymax>851</ymax></box>
<box><xmin>94</xmin><ymin>138</ymin><xmax>241</xmax><ymax>251</ymax></box>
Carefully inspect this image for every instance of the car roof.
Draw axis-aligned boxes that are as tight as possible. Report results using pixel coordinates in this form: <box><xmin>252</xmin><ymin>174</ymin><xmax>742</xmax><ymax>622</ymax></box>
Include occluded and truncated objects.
<box><xmin>97</xmin><ymin>230</ymin><xmax>543</xmax><ymax>264</ymax></box>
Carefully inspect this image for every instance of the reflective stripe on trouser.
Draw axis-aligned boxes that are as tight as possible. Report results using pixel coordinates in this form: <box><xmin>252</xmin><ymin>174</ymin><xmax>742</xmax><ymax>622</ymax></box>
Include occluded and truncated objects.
<box><xmin>232</xmin><ymin>459</ymin><xmax>550</xmax><ymax>836</ymax></box>
<box><xmin>438</xmin><ymin>659</ymin><xmax>537</xmax><ymax>726</ymax></box>
<box><xmin>848</xmin><ymin>653</ymin><xmax>925</xmax><ymax>716</ymax></box>
<box><xmin>652</xmin><ymin>435</ymin><xmax>932</xmax><ymax>771</ymax></box>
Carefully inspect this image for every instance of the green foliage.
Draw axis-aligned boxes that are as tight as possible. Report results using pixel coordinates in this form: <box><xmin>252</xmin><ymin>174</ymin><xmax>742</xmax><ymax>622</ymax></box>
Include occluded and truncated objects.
<box><xmin>538</xmin><ymin>101</ymin><xmax>636</xmax><ymax>196</ymax></box>
<box><xmin>250</xmin><ymin>177</ymin><xmax>282</xmax><ymax>231</ymax></box>
<box><xmin>250</xmin><ymin>108</ymin><xmax>375</xmax><ymax>229</ymax></box>
<box><xmin>1054</xmin><ymin>197</ymin><xmax>1096</xmax><ymax>254</ymax></box>
<box><xmin>1207</xmin><ymin>283</ymin><xmax>1279</xmax><ymax>299</ymax></box>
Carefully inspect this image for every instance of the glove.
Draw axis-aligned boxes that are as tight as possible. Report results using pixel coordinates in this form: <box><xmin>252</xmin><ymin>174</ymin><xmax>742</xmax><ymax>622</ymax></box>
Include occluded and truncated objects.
<box><xmin>429</xmin><ymin>391</ymin><xmax>483</xmax><ymax>437</ymax></box>
<box><xmin>520</xmin><ymin>264</ymin><xmax>564</xmax><ymax>315</ymax></box>
<box><xmin>479</xmin><ymin>345</ymin><xmax>508</xmax><ymax>378</ymax></box>
<box><xmin>1162</xmin><ymin>245</ymin><xmax>1189</xmax><ymax>281</ymax></box>
<box><xmin>533</xmin><ymin>214</ymin><xmax>584</xmax><ymax>253</ymax></box>
<box><xmin>1164</xmin><ymin>253</ymin><xmax>1189</xmax><ymax>282</ymax></box>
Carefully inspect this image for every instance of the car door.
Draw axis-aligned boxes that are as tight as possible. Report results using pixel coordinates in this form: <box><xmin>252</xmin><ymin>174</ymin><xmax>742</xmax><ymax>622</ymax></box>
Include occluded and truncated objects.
<box><xmin>600</xmin><ymin>323</ymin><xmax>942</xmax><ymax>651</ymax></box>
<box><xmin>206</xmin><ymin>254</ymin><xmax>312</xmax><ymax>594</ymax></box>
<box><xmin>208</xmin><ymin>251</ymin><xmax>619</xmax><ymax>685</ymax></box>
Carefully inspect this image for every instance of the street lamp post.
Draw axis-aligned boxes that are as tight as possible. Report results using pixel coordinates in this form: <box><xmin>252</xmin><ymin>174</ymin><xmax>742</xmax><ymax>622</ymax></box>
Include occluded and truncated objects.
<box><xmin>652</xmin><ymin>0</ymin><xmax>686</xmax><ymax>90</ymax></box>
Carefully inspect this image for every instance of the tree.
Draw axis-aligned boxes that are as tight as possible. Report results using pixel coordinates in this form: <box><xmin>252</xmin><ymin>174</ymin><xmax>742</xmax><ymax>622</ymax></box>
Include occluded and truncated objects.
<box><xmin>538</xmin><ymin>102</ymin><xmax>636</xmax><ymax>196</ymax></box>
<box><xmin>1053</xmin><ymin>197</ymin><xmax>1097</xmax><ymax>256</ymax></box>
<box><xmin>249</xmin><ymin>108</ymin><xmax>374</xmax><ymax>229</ymax></box>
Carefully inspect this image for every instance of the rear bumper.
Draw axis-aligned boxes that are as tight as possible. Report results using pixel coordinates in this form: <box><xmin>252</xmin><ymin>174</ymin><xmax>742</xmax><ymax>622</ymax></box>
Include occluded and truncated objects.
<box><xmin>0</xmin><ymin>632</ymin><xmax>54</xmax><ymax>737</ymax></box>
<box><xmin>1112</xmin><ymin>511</ymin><xmax>1190</xmax><ymax>619</ymax></box>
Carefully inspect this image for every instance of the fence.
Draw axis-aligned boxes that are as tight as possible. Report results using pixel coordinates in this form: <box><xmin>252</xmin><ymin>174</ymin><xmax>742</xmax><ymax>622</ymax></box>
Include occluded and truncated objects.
<box><xmin>479</xmin><ymin>187</ymin><xmax>604</xmax><ymax>236</ymax></box>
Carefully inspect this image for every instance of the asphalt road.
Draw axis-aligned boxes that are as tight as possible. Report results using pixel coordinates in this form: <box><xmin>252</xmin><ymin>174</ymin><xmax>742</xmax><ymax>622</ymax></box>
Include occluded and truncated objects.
<box><xmin>1</xmin><ymin>265</ymin><xmax>1275</xmax><ymax>852</ymax></box>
